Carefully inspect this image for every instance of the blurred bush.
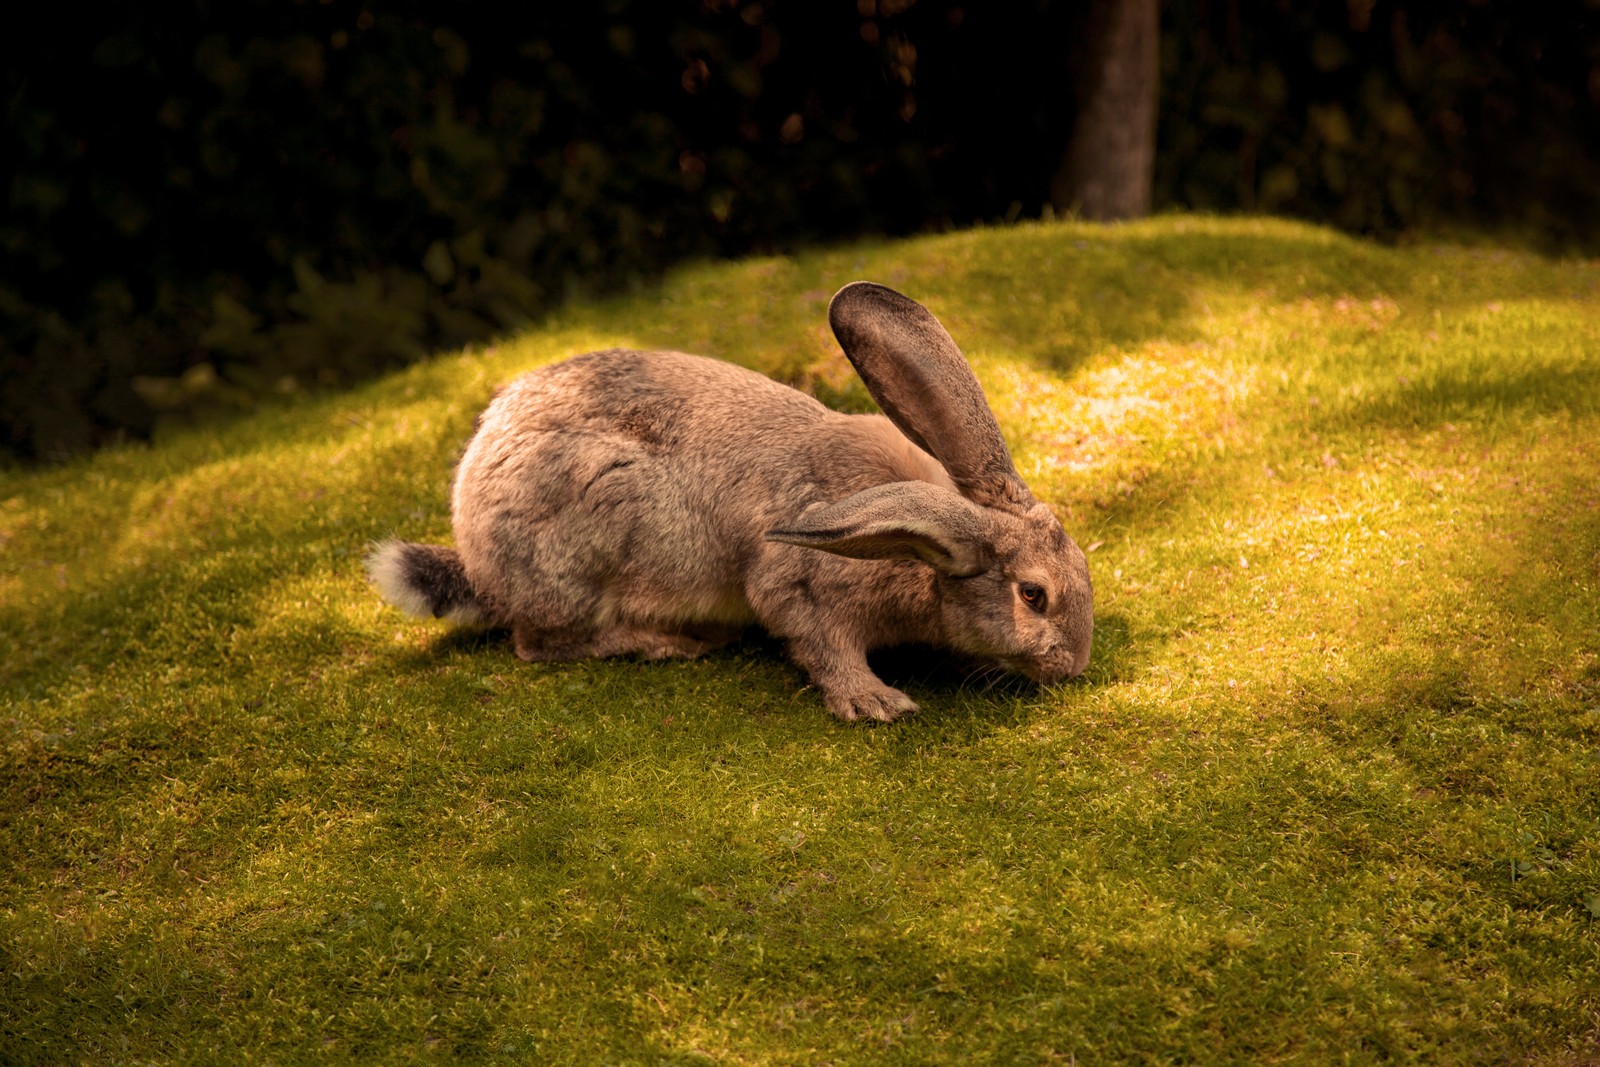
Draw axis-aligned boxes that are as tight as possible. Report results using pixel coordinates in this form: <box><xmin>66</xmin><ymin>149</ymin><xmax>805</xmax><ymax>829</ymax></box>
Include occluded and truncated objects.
<box><xmin>4</xmin><ymin>0</ymin><xmax>1597</xmax><ymax>460</ymax></box>
<box><xmin>1159</xmin><ymin>0</ymin><xmax>1600</xmax><ymax>242</ymax></box>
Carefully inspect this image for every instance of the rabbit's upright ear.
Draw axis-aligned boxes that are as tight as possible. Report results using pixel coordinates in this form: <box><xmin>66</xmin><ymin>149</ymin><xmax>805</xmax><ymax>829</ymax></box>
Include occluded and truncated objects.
<box><xmin>829</xmin><ymin>282</ymin><xmax>1034</xmax><ymax>514</ymax></box>
<box><xmin>765</xmin><ymin>481</ymin><xmax>994</xmax><ymax>578</ymax></box>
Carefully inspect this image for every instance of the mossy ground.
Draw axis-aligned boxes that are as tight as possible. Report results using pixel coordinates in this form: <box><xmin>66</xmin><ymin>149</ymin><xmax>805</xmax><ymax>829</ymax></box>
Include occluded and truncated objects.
<box><xmin>4</xmin><ymin>217</ymin><xmax>1598</xmax><ymax>1063</ymax></box>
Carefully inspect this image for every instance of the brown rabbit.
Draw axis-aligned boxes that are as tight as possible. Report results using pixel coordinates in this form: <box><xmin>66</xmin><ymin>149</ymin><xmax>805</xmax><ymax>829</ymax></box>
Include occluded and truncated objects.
<box><xmin>368</xmin><ymin>282</ymin><xmax>1092</xmax><ymax>722</ymax></box>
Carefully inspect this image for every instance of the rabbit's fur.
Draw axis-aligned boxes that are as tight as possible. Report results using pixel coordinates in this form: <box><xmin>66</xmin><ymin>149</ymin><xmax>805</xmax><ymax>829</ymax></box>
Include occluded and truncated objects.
<box><xmin>368</xmin><ymin>282</ymin><xmax>1092</xmax><ymax>722</ymax></box>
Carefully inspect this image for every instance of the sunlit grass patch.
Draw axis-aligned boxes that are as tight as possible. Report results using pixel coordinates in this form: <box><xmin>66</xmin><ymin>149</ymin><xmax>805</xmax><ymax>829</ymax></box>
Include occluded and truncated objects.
<box><xmin>3</xmin><ymin>217</ymin><xmax>1599</xmax><ymax>1063</ymax></box>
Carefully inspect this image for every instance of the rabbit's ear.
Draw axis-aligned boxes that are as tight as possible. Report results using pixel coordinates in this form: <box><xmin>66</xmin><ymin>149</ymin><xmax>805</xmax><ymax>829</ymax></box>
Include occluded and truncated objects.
<box><xmin>829</xmin><ymin>281</ymin><xmax>1034</xmax><ymax>513</ymax></box>
<box><xmin>765</xmin><ymin>481</ymin><xmax>994</xmax><ymax>577</ymax></box>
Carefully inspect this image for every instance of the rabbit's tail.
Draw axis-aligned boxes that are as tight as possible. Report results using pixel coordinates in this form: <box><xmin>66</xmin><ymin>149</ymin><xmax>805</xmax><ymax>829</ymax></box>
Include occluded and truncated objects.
<box><xmin>366</xmin><ymin>540</ymin><xmax>490</xmax><ymax>626</ymax></box>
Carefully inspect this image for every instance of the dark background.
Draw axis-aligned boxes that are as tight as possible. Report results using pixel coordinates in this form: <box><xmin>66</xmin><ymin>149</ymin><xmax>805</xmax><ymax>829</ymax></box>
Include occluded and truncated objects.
<box><xmin>6</xmin><ymin>0</ymin><xmax>1599</xmax><ymax>461</ymax></box>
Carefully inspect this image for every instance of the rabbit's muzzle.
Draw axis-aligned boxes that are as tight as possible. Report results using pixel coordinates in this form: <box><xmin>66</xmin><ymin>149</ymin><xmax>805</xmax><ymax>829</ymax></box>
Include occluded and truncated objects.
<box><xmin>1004</xmin><ymin>642</ymin><xmax>1089</xmax><ymax>685</ymax></box>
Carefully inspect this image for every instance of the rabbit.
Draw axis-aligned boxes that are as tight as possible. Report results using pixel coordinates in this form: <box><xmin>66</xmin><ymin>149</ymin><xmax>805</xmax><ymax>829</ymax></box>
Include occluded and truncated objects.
<box><xmin>367</xmin><ymin>281</ymin><xmax>1093</xmax><ymax>722</ymax></box>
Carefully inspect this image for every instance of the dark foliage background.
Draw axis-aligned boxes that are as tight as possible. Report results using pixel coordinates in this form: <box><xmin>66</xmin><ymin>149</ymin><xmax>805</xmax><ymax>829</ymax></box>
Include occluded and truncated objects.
<box><xmin>5</xmin><ymin>0</ymin><xmax>1598</xmax><ymax>460</ymax></box>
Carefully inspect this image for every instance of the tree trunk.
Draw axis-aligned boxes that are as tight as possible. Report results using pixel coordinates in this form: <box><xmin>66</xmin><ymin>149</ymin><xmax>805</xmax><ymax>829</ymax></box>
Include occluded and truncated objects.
<box><xmin>1050</xmin><ymin>0</ymin><xmax>1160</xmax><ymax>221</ymax></box>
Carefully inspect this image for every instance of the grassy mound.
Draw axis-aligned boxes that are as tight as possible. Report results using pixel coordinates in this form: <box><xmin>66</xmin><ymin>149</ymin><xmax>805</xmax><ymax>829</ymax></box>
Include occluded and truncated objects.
<box><xmin>4</xmin><ymin>217</ymin><xmax>1598</xmax><ymax>1062</ymax></box>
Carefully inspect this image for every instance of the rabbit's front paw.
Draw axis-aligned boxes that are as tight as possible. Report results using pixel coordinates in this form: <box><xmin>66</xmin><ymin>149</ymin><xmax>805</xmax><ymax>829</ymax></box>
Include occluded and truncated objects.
<box><xmin>826</xmin><ymin>684</ymin><xmax>919</xmax><ymax>724</ymax></box>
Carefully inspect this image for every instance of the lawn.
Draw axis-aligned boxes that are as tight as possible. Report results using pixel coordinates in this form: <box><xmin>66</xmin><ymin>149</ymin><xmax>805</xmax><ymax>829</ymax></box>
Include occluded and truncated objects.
<box><xmin>3</xmin><ymin>216</ymin><xmax>1598</xmax><ymax>1063</ymax></box>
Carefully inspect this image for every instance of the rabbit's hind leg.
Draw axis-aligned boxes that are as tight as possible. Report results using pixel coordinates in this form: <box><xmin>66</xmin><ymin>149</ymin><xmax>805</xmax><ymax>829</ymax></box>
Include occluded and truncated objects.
<box><xmin>511</xmin><ymin>622</ymin><xmax>593</xmax><ymax>662</ymax></box>
<box><xmin>512</xmin><ymin>620</ymin><xmax>739</xmax><ymax>662</ymax></box>
<box><xmin>590</xmin><ymin>622</ymin><xmax>742</xmax><ymax>660</ymax></box>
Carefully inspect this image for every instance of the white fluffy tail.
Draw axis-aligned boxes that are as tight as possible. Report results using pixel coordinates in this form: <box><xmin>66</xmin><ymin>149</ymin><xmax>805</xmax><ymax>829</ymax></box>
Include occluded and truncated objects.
<box><xmin>366</xmin><ymin>540</ymin><xmax>489</xmax><ymax>626</ymax></box>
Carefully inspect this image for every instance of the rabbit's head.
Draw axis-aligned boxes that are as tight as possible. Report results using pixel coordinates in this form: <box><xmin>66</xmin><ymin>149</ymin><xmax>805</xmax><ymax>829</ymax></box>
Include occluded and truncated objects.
<box><xmin>772</xmin><ymin>479</ymin><xmax>1092</xmax><ymax>681</ymax></box>
<box><xmin>768</xmin><ymin>282</ymin><xmax>1094</xmax><ymax>682</ymax></box>
<box><xmin>935</xmin><ymin>495</ymin><xmax>1094</xmax><ymax>682</ymax></box>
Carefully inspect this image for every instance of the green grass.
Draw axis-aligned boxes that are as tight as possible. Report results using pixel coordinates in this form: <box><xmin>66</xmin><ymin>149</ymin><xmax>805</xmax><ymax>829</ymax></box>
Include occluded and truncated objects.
<box><xmin>4</xmin><ymin>216</ymin><xmax>1599</xmax><ymax>1063</ymax></box>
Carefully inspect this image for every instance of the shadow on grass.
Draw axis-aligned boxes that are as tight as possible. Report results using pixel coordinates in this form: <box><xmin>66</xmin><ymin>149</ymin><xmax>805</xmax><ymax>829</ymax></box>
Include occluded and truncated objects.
<box><xmin>1322</xmin><ymin>357</ymin><xmax>1600</xmax><ymax>433</ymax></box>
<box><xmin>1264</xmin><ymin>414</ymin><xmax>1600</xmax><ymax>925</ymax></box>
<box><xmin>395</xmin><ymin>613</ymin><xmax>1133</xmax><ymax>733</ymax></box>
<box><xmin>412</xmin><ymin>626</ymin><xmax>514</xmax><ymax>658</ymax></box>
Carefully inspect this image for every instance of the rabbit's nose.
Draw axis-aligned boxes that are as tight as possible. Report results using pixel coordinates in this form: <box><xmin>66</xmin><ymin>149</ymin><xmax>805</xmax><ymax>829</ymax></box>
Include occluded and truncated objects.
<box><xmin>1029</xmin><ymin>658</ymin><xmax>1072</xmax><ymax>685</ymax></box>
<box><xmin>1043</xmin><ymin>643</ymin><xmax>1089</xmax><ymax>682</ymax></box>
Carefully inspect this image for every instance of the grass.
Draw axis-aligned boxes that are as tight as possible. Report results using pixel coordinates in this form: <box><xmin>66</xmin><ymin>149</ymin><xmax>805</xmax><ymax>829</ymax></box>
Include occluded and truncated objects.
<box><xmin>3</xmin><ymin>215</ymin><xmax>1599</xmax><ymax>1063</ymax></box>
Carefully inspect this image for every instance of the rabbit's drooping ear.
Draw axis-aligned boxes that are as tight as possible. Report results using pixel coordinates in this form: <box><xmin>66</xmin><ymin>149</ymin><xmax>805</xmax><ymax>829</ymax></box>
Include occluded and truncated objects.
<box><xmin>829</xmin><ymin>282</ymin><xmax>1035</xmax><ymax>514</ymax></box>
<box><xmin>765</xmin><ymin>480</ymin><xmax>994</xmax><ymax>578</ymax></box>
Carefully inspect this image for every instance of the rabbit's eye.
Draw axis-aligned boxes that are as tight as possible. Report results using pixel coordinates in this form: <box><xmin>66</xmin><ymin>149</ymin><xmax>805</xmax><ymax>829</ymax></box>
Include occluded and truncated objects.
<box><xmin>1018</xmin><ymin>582</ymin><xmax>1048</xmax><ymax>613</ymax></box>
